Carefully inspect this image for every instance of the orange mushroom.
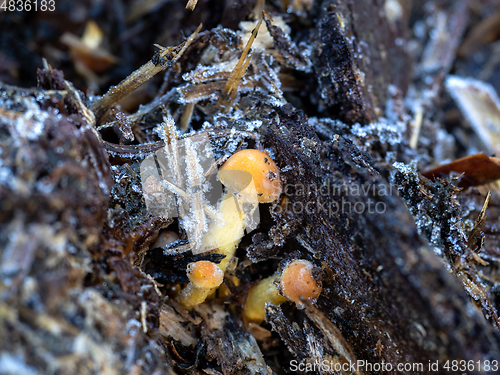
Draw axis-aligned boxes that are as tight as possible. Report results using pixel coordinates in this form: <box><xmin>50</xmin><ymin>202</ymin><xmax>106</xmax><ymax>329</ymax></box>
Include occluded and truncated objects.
<box><xmin>219</xmin><ymin>149</ymin><xmax>281</xmax><ymax>203</ymax></box>
<box><xmin>279</xmin><ymin>260</ymin><xmax>322</xmax><ymax>306</ymax></box>
<box><xmin>243</xmin><ymin>259</ymin><xmax>322</xmax><ymax>324</ymax></box>
<box><xmin>177</xmin><ymin>260</ymin><xmax>224</xmax><ymax>308</ymax></box>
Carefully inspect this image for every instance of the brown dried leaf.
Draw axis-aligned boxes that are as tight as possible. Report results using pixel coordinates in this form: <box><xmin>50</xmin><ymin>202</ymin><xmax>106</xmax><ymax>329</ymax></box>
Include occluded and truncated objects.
<box><xmin>421</xmin><ymin>154</ymin><xmax>500</xmax><ymax>187</ymax></box>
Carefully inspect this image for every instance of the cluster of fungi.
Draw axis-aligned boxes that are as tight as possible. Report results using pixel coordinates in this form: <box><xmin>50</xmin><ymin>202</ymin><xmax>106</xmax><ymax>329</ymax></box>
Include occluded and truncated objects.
<box><xmin>172</xmin><ymin>149</ymin><xmax>323</xmax><ymax>320</ymax></box>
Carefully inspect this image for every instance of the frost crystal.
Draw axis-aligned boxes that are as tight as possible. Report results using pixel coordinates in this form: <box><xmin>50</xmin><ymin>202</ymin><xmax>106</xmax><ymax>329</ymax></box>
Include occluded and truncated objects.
<box><xmin>140</xmin><ymin>113</ymin><xmax>223</xmax><ymax>252</ymax></box>
<box><xmin>391</xmin><ymin>161</ymin><xmax>470</xmax><ymax>261</ymax></box>
<box><xmin>351</xmin><ymin>119</ymin><xmax>405</xmax><ymax>147</ymax></box>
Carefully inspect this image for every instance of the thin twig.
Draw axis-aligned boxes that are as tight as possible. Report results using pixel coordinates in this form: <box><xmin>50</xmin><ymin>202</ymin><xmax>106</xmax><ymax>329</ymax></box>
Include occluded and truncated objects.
<box><xmin>91</xmin><ymin>24</ymin><xmax>202</xmax><ymax>123</ymax></box>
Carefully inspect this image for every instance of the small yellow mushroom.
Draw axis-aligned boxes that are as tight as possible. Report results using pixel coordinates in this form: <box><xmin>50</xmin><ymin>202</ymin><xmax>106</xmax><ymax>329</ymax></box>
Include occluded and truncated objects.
<box><xmin>243</xmin><ymin>260</ymin><xmax>322</xmax><ymax>324</ymax></box>
<box><xmin>177</xmin><ymin>260</ymin><xmax>224</xmax><ymax>308</ymax></box>
<box><xmin>204</xmin><ymin>149</ymin><xmax>280</xmax><ymax>271</ymax></box>
<box><xmin>177</xmin><ymin>149</ymin><xmax>281</xmax><ymax>308</ymax></box>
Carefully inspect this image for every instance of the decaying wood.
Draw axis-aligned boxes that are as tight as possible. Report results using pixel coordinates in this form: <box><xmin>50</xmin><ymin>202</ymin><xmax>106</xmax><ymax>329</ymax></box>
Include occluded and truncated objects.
<box><xmin>314</xmin><ymin>0</ymin><xmax>411</xmax><ymax>124</ymax></box>
<box><xmin>2</xmin><ymin>0</ymin><xmax>500</xmax><ymax>374</ymax></box>
<box><xmin>199</xmin><ymin>304</ymin><xmax>272</xmax><ymax>375</ymax></box>
<box><xmin>0</xmin><ymin>84</ymin><xmax>173</xmax><ymax>374</ymax></box>
<box><xmin>265</xmin><ymin>104</ymin><xmax>500</xmax><ymax>369</ymax></box>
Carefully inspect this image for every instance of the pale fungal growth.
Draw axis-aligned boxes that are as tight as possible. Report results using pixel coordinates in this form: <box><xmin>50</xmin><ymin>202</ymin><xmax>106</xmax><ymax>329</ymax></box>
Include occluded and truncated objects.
<box><xmin>177</xmin><ymin>260</ymin><xmax>224</xmax><ymax>307</ymax></box>
<box><xmin>243</xmin><ymin>259</ymin><xmax>322</xmax><ymax>324</ymax></box>
<box><xmin>151</xmin><ymin>230</ymin><xmax>179</xmax><ymax>249</ymax></box>
<box><xmin>177</xmin><ymin>149</ymin><xmax>282</xmax><ymax>308</ymax></box>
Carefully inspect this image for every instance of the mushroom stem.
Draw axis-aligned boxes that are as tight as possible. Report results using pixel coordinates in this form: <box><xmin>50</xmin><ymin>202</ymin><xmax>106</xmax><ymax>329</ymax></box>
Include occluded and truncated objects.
<box><xmin>177</xmin><ymin>260</ymin><xmax>224</xmax><ymax>308</ymax></box>
<box><xmin>201</xmin><ymin>184</ymin><xmax>258</xmax><ymax>272</ymax></box>
<box><xmin>177</xmin><ymin>193</ymin><xmax>253</xmax><ymax>308</ymax></box>
<box><xmin>177</xmin><ymin>283</ymin><xmax>214</xmax><ymax>307</ymax></box>
<box><xmin>243</xmin><ymin>274</ymin><xmax>287</xmax><ymax>324</ymax></box>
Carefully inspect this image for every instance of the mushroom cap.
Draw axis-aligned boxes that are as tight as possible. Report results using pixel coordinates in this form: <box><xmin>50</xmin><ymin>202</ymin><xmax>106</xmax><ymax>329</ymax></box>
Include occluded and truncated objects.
<box><xmin>279</xmin><ymin>260</ymin><xmax>322</xmax><ymax>304</ymax></box>
<box><xmin>186</xmin><ymin>260</ymin><xmax>224</xmax><ymax>289</ymax></box>
<box><xmin>219</xmin><ymin>149</ymin><xmax>281</xmax><ymax>203</ymax></box>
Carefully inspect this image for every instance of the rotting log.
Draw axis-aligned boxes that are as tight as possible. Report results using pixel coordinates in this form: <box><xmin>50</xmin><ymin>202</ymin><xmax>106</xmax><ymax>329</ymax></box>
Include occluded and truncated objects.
<box><xmin>2</xmin><ymin>0</ymin><xmax>500</xmax><ymax>374</ymax></box>
<box><xmin>264</xmin><ymin>104</ymin><xmax>500</xmax><ymax>370</ymax></box>
<box><xmin>313</xmin><ymin>0</ymin><xmax>412</xmax><ymax>124</ymax></box>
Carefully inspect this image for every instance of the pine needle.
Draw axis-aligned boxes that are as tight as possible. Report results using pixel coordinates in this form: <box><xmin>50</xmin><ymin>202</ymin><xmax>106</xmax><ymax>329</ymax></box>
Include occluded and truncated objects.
<box><xmin>217</xmin><ymin>17</ymin><xmax>262</xmax><ymax>113</ymax></box>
